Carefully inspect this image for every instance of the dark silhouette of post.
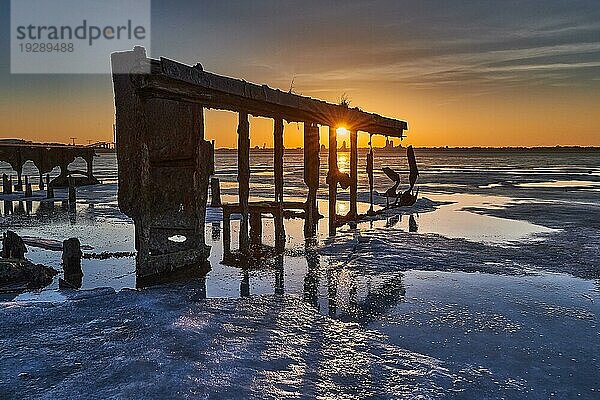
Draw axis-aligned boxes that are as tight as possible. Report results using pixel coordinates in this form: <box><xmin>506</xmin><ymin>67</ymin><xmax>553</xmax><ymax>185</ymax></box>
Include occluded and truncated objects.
<box><xmin>367</xmin><ymin>142</ymin><xmax>374</xmax><ymax>215</ymax></box>
<box><xmin>249</xmin><ymin>212</ymin><xmax>262</xmax><ymax>246</ymax></box>
<box><xmin>2</xmin><ymin>174</ymin><xmax>12</xmax><ymax>194</ymax></box>
<box><xmin>304</xmin><ymin>122</ymin><xmax>320</xmax><ymax>236</ymax></box>
<box><xmin>46</xmin><ymin>174</ymin><xmax>53</xmax><ymax>199</ymax></box>
<box><xmin>24</xmin><ymin>176</ymin><xmax>32</xmax><ymax>198</ymax></box>
<box><xmin>68</xmin><ymin>177</ymin><xmax>76</xmax><ymax>209</ymax></box>
<box><xmin>210</xmin><ymin>177</ymin><xmax>221</xmax><ymax>207</ymax></box>
<box><xmin>61</xmin><ymin>237</ymin><xmax>83</xmax><ymax>289</ymax></box>
<box><xmin>327</xmin><ymin>127</ymin><xmax>338</xmax><ymax>235</ymax></box>
<box><xmin>349</xmin><ymin>129</ymin><xmax>358</xmax><ymax>218</ymax></box>
<box><xmin>237</xmin><ymin>112</ymin><xmax>250</xmax><ymax>254</ymax></box>
<box><xmin>222</xmin><ymin>211</ymin><xmax>231</xmax><ymax>257</ymax></box>
<box><xmin>15</xmin><ymin>166</ymin><xmax>23</xmax><ymax>192</ymax></box>
<box><xmin>274</xmin><ymin>117</ymin><xmax>284</xmax><ymax>203</ymax></box>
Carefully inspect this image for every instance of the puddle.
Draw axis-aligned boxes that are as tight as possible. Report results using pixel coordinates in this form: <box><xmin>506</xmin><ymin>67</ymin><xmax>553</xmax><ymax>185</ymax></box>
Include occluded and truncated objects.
<box><xmin>517</xmin><ymin>180</ymin><xmax>600</xmax><ymax>188</ymax></box>
<box><xmin>371</xmin><ymin>193</ymin><xmax>558</xmax><ymax>245</ymax></box>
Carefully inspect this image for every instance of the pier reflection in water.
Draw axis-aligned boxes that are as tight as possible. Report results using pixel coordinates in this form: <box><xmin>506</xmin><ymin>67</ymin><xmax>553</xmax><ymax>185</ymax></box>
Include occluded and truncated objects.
<box><xmin>1</xmin><ymin>194</ymin><xmax>408</xmax><ymax>322</ymax></box>
<box><xmin>200</xmin><ymin>215</ymin><xmax>406</xmax><ymax>322</ymax></box>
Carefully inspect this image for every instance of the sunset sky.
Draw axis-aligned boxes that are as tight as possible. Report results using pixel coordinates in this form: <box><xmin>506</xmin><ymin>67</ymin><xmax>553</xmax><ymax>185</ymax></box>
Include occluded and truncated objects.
<box><xmin>1</xmin><ymin>0</ymin><xmax>599</xmax><ymax>148</ymax></box>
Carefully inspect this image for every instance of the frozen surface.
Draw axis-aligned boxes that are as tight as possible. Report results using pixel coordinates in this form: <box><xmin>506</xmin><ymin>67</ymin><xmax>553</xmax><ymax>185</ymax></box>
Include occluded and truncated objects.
<box><xmin>1</xmin><ymin>149</ymin><xmax>600</xmax><ymax>399</ymax></box>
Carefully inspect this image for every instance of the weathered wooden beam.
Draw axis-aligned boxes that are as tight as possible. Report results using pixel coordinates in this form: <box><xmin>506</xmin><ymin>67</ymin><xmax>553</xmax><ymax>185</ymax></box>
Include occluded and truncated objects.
<box><xmin>237</xmin><ymin>111</ymin><xmax>250</xmax><ymax>253</ymax></box>
<box><xmin>349</xmin><ymin>129</ymin><xmax>358</xmax><ymax>218</ymax></box>
<box><xmin>327</xmin><ymin>126</ymin><xmax>338</xmax><ymax>235</ymax></box>
<box><xmin>274</xmin><ymin>117</ymin><xmax>284</xmax><ymax>202</ymax></box>
<box><xmin>132</xmin><ymin>53</ymin><xmax>408</xmax><ymax>137</ymax></box>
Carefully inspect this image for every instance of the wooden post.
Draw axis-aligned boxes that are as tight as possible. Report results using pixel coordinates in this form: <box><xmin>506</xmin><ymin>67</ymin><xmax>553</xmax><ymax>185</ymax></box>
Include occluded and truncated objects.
<box><xmin>210</xmin><ymin>177</ymin><xmax>221</xmax><ymax>207</ymax></box>
<box><xmin>274</xmin><ymin>117</ymin><xmax>284</xmax><ymax>203</ymax></box>
<box><xmin>349</xmin><ymin>129</ymin><xmax>358</xmax><ymax>218</ymax></box>
<box><xmin>46</xmin><ymin>174</ymin><xmax>53</xmax><ymax>199</ymax></box>
<box><xmin>68</xmin><ymin>177</ymin><xmax>76</xmax><ymax>209</ymax></box>
<box><xmin>15</xmin><ymin>168</ymin><xmax>23</xmax><ymax>192</ymax></box>
<box><xmin>38</xmin><ymin>172</ymin><xmax>44</xmax><ymax>191</ymax></box>
<box><xmin>327</xmin><ymin>126</ymin><xmax>338</xmax><ymax>235</ymax></box>
<box><xmin>237</xmin><ymin>111</ymin><xmax>250</xmax><ymax>253</ymax></box>
<box><xmin>86</xmin><ymin>155</ymin><xmax>93</xmax><ymax>179</ymax></box>
<box><xmin>304</xmin><ymin>122</ymin><xmax>320</xmax><ymax>237</ymax></box>
<box><xmin>24</xmin><ymin>176</ymin><xmax>32</xmax><ymax>198</ymax></box>
<box><xmin>249</xmin><ymin>212</ymin><xmax>262</xmax><ymax>246</ymax></box>
<box><xmin>274</xmin><ymin>204</ymin><xmax>285</xmax><ymax>252</ymax></box>
<box><xmin>60</xmin><ymin>237</ymin><xmax>83</xmax><ymax>289</ymax></box>
<box><xmin>2</xmin><ymin>174</ymin><xmax>11</xmax><ymax>194</ymax></box>
<box><xmin>222</xmin><ymin>211</ymin><xmax>231</xmax><ymax>256</ymax></box>
<box><xmin>367</xmin><ymin>136</ymin><xmax>375</xmax><ymax>215</ymax></box>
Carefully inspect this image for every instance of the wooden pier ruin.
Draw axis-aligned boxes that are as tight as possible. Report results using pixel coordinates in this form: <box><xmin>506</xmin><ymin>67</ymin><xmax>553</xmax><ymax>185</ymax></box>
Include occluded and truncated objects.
<box><xmin>0</xmin><ymin>142</ymin><xmax>99</xmax><ymax>189</ymax></box>
<box><xmin>111</xmin><ymin>46</ymin><xmax>408</xmax><ymax>284</ymax></box>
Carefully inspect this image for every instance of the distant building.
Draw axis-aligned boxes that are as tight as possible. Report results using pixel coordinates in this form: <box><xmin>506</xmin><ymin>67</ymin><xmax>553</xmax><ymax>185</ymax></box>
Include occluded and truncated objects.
<box><xmin>382</xmin><ymin>137</ymin><xmax>402</xmax><ymax>150</ymax></box>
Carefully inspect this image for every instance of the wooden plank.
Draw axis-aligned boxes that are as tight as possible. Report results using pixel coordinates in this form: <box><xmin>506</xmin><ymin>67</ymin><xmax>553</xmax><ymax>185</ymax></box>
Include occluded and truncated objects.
<box><xmin>135</xmin><ymin>55</ymin><xmax>408</xmax><ymax>137</ymax></box>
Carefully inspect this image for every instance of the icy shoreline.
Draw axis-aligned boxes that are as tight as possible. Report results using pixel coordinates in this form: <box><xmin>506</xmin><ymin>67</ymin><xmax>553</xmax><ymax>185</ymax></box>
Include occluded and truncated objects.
<box><xmin>1</xmin><ymin>150</ymin><xmax>599</xmax><ymax>398</ymax></box>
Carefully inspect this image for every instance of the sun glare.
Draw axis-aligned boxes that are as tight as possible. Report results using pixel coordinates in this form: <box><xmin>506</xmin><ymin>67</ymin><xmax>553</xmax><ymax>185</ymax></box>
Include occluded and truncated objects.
<box><xmin>336</xmin><ymin>127</ymin><xmax>349</xmax><ymax>136</ymax></box>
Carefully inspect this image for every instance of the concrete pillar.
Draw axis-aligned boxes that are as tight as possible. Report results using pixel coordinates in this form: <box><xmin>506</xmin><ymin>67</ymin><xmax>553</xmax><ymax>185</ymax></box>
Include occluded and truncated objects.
<box><xmin>237</xmin><ymin>111</ymin><xmax>250</xmax><ymax>253</ymax></box>
<box><xmin>349</xmin><ymin>129</ymin><xmax>358</xmax><ymax>218</ymax></box>
<box><xmin>327</xmin><ymin>126</ymin><xmax>338</xmax><ymax>235</ymax></box>
<box><xmin>273</xmin><ymin>117</ymin><xmax>284</xmax><ymax>203</ymax></box>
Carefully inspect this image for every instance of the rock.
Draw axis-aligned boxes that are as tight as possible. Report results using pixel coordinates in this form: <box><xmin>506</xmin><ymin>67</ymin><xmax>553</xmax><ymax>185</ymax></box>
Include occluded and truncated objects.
<box><xmin>2</xmin><ymin>230</ymin><xmax>27</xmax><ymax>260</ymax></box>
<box><xmin>0</xmin><ymin>258</ymin><xmax>58</xmax><ymax>293</ymax></box>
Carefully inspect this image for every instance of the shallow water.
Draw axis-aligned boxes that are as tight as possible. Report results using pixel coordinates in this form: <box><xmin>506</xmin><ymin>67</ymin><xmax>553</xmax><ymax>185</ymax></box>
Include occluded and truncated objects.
<box><xmin>1</xmin><ymin>148</ymin><xmax>599</xmax><ymax>399</ymax></box>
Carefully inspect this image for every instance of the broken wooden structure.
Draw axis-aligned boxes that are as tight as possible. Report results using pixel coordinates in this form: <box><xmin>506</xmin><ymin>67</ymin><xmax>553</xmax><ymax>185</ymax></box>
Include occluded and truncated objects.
<box><xmin>111</xmin><ymin>47</ymin><xmax>407</xmax><ymax>282</ymax></box>
<box><xmin>0</xmin><ymin>142</ymin><xmax>99</xmax><ymax>189</ymax></box>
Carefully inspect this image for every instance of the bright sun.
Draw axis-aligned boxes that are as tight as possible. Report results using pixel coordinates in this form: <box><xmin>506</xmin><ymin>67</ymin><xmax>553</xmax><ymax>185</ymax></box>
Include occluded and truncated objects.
<box><xmin>336</xmin><ymin>127</ymin><xmax>349</xmax><ymax>135</ymax></box>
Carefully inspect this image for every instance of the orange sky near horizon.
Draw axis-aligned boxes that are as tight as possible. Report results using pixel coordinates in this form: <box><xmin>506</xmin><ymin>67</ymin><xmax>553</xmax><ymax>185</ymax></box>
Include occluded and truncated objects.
<box><xmin>1</xmin><ymin>1</ymin><xmax>599</xmax><ymax>148</ymax></box>
<box><xmin>1</xmin><ymin>79</ymin><xmax>598</xmax><ymax>148</ymax></box>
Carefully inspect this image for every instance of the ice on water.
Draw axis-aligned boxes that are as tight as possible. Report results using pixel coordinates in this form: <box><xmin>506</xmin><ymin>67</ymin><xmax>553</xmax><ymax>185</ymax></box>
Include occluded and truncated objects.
<box><xmin>1</xmin><ymin>149</ymin><xmax>599</xmax><ymax>399</ymax></box>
